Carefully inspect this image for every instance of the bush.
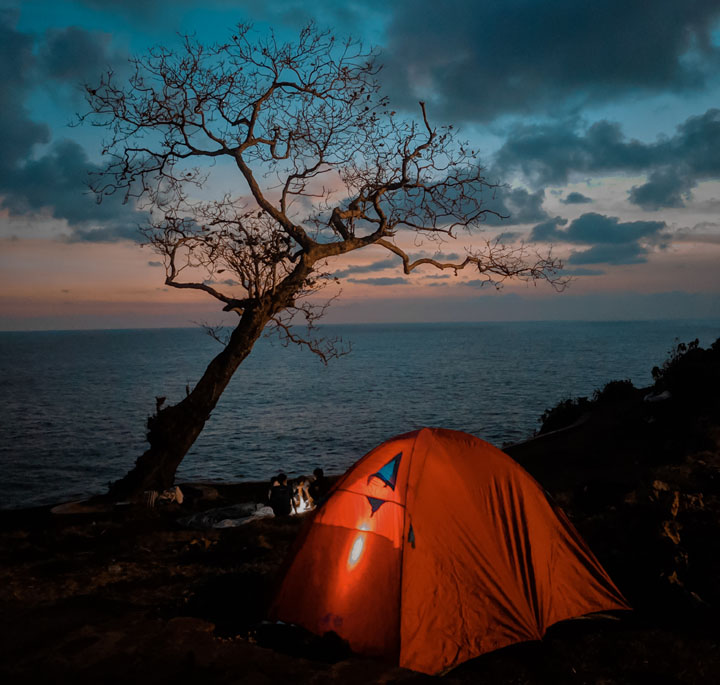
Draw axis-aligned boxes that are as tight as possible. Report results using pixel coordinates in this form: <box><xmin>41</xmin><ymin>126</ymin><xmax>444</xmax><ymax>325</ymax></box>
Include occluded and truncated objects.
<box><xmin>538</xmin><ymin>396</ymin><xmax>591</xmax><ymax>434</ymax></box>
<box><xmin>651</xmin><ymin>339</ymin><xmax>700</xmax><ymax>386</ymax></box>
<box><xmin>538</xmin><ymin>336</ymin><xmax>720</xmax><ymax>434</ymax></box>
<box><xmin>593</xmin><ymin>379</ymin><xmax>637</xmax><ymax>405</ymax></box>
<box><xmin>651</xmin><ymin>337</ymin><xmax>720</xmax><ymax>405</ymax></box>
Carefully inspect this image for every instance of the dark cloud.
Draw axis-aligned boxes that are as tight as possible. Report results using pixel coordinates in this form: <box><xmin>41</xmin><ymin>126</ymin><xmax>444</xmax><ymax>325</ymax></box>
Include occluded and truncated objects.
<box><xmin>1</xmin><ymin>138</ymin><xmax>145</xmax><ymax>241</ymax></box>
<box><xmin>80</xmin><ymin>0</ymin><xmax>387</xmax><ymax>29</ymax></box>
<box><xmin>347</xmin><ymin>277</ymin><xmax>408</xmax><ymax>286</ymax></box>
<box><xmin>77</xmin><ymin>0</ymin><xmax>192</xmax><ymax>18</ymax></box>
<box><xmin>529</xmin><ymin>217</ymin><xmax>568</xmax><ymax>242</ymax></box>
<box><xmin>494</xmin><ymin>118</ymin><xmax>656</xmax><ymax>186</ymax></box>
<box><xmin>204</xmin><ymin>278</ymin><xmax>240</xmax><ymax>286</ymax></box>
<box><xmin>562</xmin><ymin>192</ymin><xmax>593</xmax><ymax>204</ymax></box>
<box><xmin>247</xmin><ymin>0</ymin><xmax>388</xmax><ymax>32</ymax></box>
<box><xmin>530</xmin><ymin>212</ymin><xmax>665</xmax><ymax>244</ymax></box>
<box><xmin>38</xmin><ymin>26</ymin><xmax>115</xmax><ymax>84</ymax></box>
<box><xmin>559</xmin><ymin>267</ymin><xmax>604</xmax><ymax>276</ymax></box>
<box><xmin>496</xmin><ymin>231</ymin><xmax>523</xmax><ymax>243</ymax></box>
<box><xmin>148</xmin><ymin>261</ymin><xmax>163</xmax><ymax>267</ymax></box>
<box><xmin>382</xmin><ymin>1</ymin><xmax>720</xmax><ymax>122</ymax></box>
<box><xmin>529</xmin><ymin>212</ymin><xmax>667</xmax><ymax>265</ymax></box>
<box><xmin>628</xmin><ymin>166</ymin><xmax>695</xmax><ymax>210</ymax></box>
<box><xmin>335</xmin><ymin>253</ymin><xmax>466</xmax><ymax>281</ymax></box>
<box><xmin>494</xmin><ymin>109</ymin><xmax>720</xmax><ymax>208</ymax></box>
<box><xmin>408</xmin><ymin>251</ymin><xmax>461</xmax><ymax>262</ymax></box>
<box><xmin>483</xmin><ymin>187</ymin><xmax>551</xmax><ymax>226</ymax></box>
<box><xmin>463</xmin><ymin>279</ymin><xmax>500</xmax><ymax>289</ymax></box>
<box><xmin>550</xmin><ymin>213</ymin><xmax>665</xmax><ymax>245</ymax></box>
<box><xmin>0</xmin><ymin>12</ymin><xmax>51</xmax><ymax>173</ymax></box>
<box><xmin>567</xmin><ymin>243</ymin><xmax>649</xmax><ymax>265</ymax></box>
<box><xmin>0</xmin><ymin>16</ymin><xmax>144</xmax><ymax>241</ymax></box>
<box><xmin>333</xmin><ymin>258</ymin><xmax>399</xmax><ymax>278</ymax></box>
<box><xmin>673</xmin><ymin>222</ymin><xmax>720</xmax><ymax>244</ymax></box>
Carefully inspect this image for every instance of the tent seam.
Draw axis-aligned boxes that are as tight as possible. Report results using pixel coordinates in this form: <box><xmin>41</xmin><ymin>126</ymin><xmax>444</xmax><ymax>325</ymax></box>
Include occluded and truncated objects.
<box><xmin>398</xmin><ymin>426</ymin><xmax>430</xmax><ymax>665</ymax></box>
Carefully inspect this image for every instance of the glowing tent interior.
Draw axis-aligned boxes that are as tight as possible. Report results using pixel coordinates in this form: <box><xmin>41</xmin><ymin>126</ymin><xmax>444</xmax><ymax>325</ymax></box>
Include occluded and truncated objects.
<box><xmin>269</xmin><ymin>427</ymin><xmax>630</xmax><ymax>675</ymax></box>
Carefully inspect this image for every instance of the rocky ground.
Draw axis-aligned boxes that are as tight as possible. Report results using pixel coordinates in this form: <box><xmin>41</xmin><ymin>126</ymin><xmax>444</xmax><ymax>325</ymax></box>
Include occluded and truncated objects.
<box><xmin>1</xmin><ymin>338</ymin><xmax>719</xmax><ymax>684</ymax></box>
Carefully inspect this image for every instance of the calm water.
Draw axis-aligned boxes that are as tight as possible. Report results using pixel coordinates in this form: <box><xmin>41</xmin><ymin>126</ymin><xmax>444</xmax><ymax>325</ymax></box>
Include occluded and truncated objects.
<box><xmin>1</xmin><ymin>320</ymin><xmax>718</xmax><ymax>509</ymax></box>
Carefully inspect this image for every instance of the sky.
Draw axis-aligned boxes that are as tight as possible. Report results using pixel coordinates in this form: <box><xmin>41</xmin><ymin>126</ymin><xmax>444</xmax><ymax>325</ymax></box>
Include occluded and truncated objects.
<box><xmin>1</xmin><ymin>0</ymin><xmax>719</xmax><ymax>330</ymax></box>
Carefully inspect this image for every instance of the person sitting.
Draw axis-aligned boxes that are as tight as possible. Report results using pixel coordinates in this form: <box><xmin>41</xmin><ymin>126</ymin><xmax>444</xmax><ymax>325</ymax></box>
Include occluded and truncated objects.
<box><xmin>267</xmin><ymin>474</ymin><xmax>280</xmax><ymax>504</ymax></box>
<box><xmin>268</xmin><ymin>473</ymin><xmax>293</xmax><ymax>517</ymax></box>
<box><xmin>308</xmin><ymin>467</ymin><xmax>327</xmax><ymax>506</ymax></box>
<box><xmin>292</xmin><ymin>476</ymin><xmax>313</xmax><ymax>513</ymax></box>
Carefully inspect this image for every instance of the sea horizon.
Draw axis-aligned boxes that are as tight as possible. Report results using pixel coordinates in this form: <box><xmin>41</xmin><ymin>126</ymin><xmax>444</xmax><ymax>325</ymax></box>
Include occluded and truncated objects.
<box><xmin>2</xmin><ymin>315</ymin><xmax>719</xmax><ymax>334</ymax></box>
<box><xmin>1</xmin><ymin>319</ymin><xmax>719</xmax><ymax>509</ymax></box>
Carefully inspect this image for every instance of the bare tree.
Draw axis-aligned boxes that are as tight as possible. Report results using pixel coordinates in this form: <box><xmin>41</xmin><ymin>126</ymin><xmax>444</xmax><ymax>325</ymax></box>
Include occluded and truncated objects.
<box><xmin>84</xmin><ymin>24</ymin><xmax>565</xmax><ymax>500</ymax></box>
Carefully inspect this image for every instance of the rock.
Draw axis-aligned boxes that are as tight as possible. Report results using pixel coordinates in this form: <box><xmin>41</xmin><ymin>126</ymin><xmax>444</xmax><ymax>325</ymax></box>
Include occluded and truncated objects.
<box><xmin>661</xmin><ymin>520</ymin><xmax>682</xmax><ymax>545</ymax></box>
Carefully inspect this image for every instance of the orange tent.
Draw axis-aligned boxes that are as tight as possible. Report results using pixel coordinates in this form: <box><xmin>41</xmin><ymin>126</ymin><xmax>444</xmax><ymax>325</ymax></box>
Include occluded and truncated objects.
<box><xmin>270</xmin><ymin>428</ymin><xmax>630</xmax><ymax>675</ymax></box>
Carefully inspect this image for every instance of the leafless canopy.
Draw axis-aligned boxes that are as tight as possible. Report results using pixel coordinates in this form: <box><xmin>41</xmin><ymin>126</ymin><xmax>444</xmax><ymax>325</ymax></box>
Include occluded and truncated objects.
<box><xmin>85</xmin><ymin>24</ymin><xmax>565</xmax><ymax>359</ymax></box>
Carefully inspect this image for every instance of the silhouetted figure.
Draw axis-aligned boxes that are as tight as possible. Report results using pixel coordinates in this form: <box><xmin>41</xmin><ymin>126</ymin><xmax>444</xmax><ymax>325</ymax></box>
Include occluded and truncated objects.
<box><xmin>308</xmin><ymin>467</ymin><xmax>327</xmax><ymax>505</ymax></box>
<box><xmin>269</xmin><ymin>472</ymin><xmax>293</xmax><ymax>516</ymax></box>
<box><xmin>267</xmin><ymin>474</ymin><xmax>280</xmax><ymax>503</ymax></box>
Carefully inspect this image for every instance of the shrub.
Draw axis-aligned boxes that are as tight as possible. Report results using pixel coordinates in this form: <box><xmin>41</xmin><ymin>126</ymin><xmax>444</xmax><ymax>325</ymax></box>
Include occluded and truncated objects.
<box><xmin>538</xmin><ymin>396</ymin><xmax>591</xmax><ymax>434</ymax></box>
<box><xmin>593</xmin><ymin>379</ymin><xmax>637</xmax><ymax>405</ymax></box>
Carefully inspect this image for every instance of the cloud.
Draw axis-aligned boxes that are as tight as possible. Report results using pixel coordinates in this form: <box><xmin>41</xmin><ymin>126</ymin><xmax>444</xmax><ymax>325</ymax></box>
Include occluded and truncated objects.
<box><xmin>0</xmin><ymin>16</ymin><xmax>145</xmax><ymax>241</ymax></box>
<box><xmin>204</xmin><ymin>278</ymin><xmax>240</xmax><ymax>286</ymax></box>
<box><xmin>567</xmin><ymin>243</ymin><xmax>649</xmax><ymax>265</ymax></box>
<box><xmin>463</xmin><ymin>279</ymin><xmax>505</xmax><ymax>289</ymax></box>
<box><xmin>333</xmin><ymin>258</ymin><xmax>399</xmax><ymax>278</ymax></box>
<box><xmin>382</xmin><ymin>1</ymin><xmax>720</xmax><ymax>122</ymax></box>
<box><xmin>628</xmin><ymin>166</ymin><xmax>695</xmax><ymax>209</ymax></box>
<box><xmin>80</xmin><ymin>0</ymin><xmax>389</xmax><ymax>31</ymax></box>
<box><xmin>1</xmin><ymin>138</ymin><xmax>145</xmax><ymax>241</ymax></box>
<box><xmin>673</xmin><ymin>222</ymin><xmax>720</xmax><ymax>244</ymax></box>
<box><xmin>0</xmin><ymin>12</ymin><xmax>51</xmax><ymax>174</ymax></box>
<box><xmin>559</xmin><ymin>267</ymin><xmax>604</xmax><ymax>276</ymax></box>
<box><xmin>482</xmin><ymin>187</ymin><xmax>552</xmax><ymax>226</ymax></box>
<box><xmin>148</xmin><ymin>261</ymin><xmax>163</xmax><ymax>267</ymax></box>
<box><xmin>493</xmin><ymin>109</ymin><xmax>720</xmax><ymax>208</ymax></box>
<box><xmin>529</xmin><ymin>212</ymin><xmax>666</xmax><ymax>245</ymax></box>
<box><xmin>333</xmin><ymin>252</ymin><xmax>463</xmax><ymax>281</ymax></box>
<box><xmin>562</xmin><ymin>192</ymin><xmax>593</xmax><ymax>204</ymax></box>
<box><xmin>347</xmin><ymin>277</ymin><xmax>408</xmax><ymax>286</ymax></box>
<box><xmin>529</xmin><ymin>212</ymin><xmax>667</xmax><ymax>265</ymax></box>
<box><xmin>529</xmin><ymin>216</ymin><xmax>568</xmax><ymax>241</ymax></box>
<box><xmin>77</xmin><ymin>0</ymin><xmax>192</xmax><ymax>18</ymax></box>
<box><xmin>493</xmin><ymin>118</ymin><xmax>656</xmax><ymax>186</ymax></box>
<box><xmin>38</xmin><ymin>26</ymin><xmax>116</xmax><ymax>84</ymax></box>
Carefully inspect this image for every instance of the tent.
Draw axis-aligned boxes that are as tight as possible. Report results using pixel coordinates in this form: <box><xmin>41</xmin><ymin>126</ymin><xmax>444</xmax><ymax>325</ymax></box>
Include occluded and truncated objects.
<box><xmin>269</xmin><ymin>428</ymin><xmax>630</xmax><ymax>675</ymax></box>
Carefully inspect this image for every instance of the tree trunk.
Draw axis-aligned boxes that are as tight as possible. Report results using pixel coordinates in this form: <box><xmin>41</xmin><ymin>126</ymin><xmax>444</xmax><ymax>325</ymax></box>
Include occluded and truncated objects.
<box><xmin>107</xmin><ymin>307</ymin><xmax>270</xmax><ymax>501</ymax></box>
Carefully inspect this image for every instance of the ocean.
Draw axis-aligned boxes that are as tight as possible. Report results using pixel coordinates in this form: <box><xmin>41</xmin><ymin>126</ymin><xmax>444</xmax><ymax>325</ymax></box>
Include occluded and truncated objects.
<box><xmin>1</xmin><ymin>320</ymin><xmax>718</xmax><ymax>509</ymax></box>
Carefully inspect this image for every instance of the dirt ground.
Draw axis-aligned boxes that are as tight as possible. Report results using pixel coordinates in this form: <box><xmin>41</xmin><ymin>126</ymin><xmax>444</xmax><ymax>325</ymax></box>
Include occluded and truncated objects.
<box><xmin>1</xmin><ymin>453</ymin><xmax>718</xmax><ymax>685</ymax></box>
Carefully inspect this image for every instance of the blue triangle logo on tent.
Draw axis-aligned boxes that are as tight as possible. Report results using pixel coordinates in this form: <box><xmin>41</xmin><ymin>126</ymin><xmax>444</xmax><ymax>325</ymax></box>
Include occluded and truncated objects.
<box><xmin>366</xmin><ymin>496</ymin><xmax>386</xmax><ymax>516</ymax></box>
<box><xmin>368</xmin><ymin>452</ymin><xmax>402</xmax><ymax>490</ymax></box>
